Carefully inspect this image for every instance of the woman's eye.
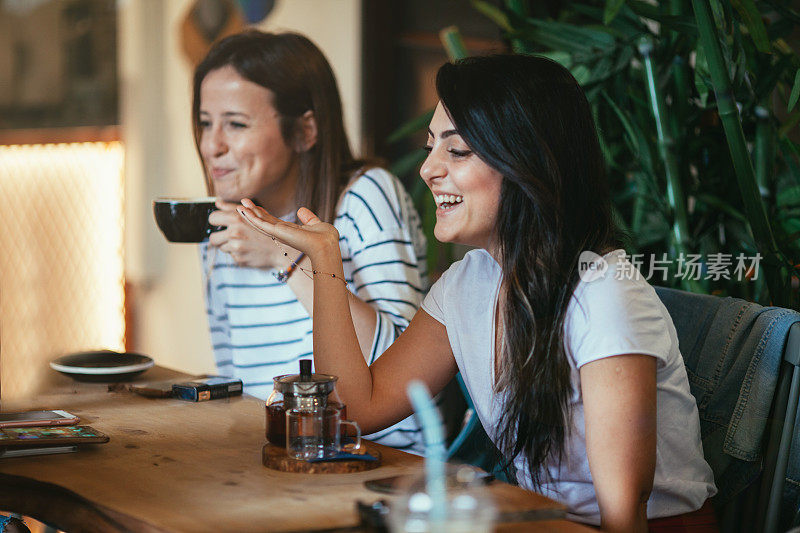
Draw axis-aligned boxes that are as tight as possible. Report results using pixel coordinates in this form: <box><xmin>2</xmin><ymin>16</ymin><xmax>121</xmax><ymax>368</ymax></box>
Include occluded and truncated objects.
<box><xmin>423</xmin><ymin>145</ymin><xmax>433</xmax><ymax>153</ymax></box>
<box><xmin>199</xmin><ymin>120</ymin><xmax>211</xmax><ymax>129</ymax></box>
<box><xmin>448</xmin><ymin>149</ymin><xmax>472</xmax><ymax>158</ymax></box>
<box><xmin>229</xmin><ymin>121</ymin><xmax>248</xmax><ymax>129</ymax></box>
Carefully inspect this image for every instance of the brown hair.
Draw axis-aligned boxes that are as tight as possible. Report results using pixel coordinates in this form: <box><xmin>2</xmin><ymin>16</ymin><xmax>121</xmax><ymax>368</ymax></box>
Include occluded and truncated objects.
<box><xmin>192</xmin><ymin>30</ymin><xmax>365</xmax><ymax>222</ymax></box>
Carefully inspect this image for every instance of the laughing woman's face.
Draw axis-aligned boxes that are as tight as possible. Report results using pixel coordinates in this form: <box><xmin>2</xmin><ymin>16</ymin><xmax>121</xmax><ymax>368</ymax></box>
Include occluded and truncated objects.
<box><xmin>420</xmin><ymin>102</ymin><xmax>504</xmax><ymax>252</ymax></box>
<box><xmin>199</xmin><ymin>65</ymin><xmax>300</xmax><ymax>214</ymax></box>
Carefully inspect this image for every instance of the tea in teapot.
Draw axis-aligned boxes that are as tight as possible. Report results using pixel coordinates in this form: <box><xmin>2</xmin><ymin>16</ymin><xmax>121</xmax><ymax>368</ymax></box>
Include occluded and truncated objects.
<box><xmin>265</xmin><ymin>359</ymin><xmax>346</xmax><ymax>447</ymax></box>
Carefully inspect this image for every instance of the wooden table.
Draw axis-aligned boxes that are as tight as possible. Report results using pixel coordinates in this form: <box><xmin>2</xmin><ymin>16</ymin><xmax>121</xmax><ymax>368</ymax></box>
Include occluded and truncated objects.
<box><xmin>0</xmin><ymin>367</ymin><xmax>593</xmax><ymax>532</ymax></box>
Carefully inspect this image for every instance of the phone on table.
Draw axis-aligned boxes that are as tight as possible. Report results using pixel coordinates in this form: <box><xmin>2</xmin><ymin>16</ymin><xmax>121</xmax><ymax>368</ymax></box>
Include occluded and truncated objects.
<box><xmin>0</xmin><ymin>425</ymin><xmax>109</xmax><ymax>447</ymax></box>
<box><xmin>0</xmin><ymin>410</ymin><xmax>79</xmax><ymax>428</ymax></box>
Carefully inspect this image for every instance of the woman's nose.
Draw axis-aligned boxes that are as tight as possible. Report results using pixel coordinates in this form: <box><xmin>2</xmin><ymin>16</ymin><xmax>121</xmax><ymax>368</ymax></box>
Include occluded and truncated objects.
<box><xmin>202</xmin><ymin>127</ymin><xmax>227</xmax><ymax>158</ymax></box>
<box><xmin>420</xmin><ymin>149</ymin><xmax>445</xmax><ymax>183</ymax></box>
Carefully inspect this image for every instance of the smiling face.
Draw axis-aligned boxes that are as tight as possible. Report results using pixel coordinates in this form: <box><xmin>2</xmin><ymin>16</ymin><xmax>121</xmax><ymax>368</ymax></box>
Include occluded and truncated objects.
<box><xmin>199</xmin><ymin>65</ymin><xmax>299</xmax><ymax>214</ymax></box>
<box><xmin>420</xmin><ymin>102</ymin><xmax>504</xmax><ymax>252</ymax></box>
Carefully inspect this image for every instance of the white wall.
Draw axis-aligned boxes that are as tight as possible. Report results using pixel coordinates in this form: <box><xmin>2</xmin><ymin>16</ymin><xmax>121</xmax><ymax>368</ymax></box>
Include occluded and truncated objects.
<box><xmin>121</xmin><ymin>0</ymin><xmax>362</xmax><ymax>375</ymax></box>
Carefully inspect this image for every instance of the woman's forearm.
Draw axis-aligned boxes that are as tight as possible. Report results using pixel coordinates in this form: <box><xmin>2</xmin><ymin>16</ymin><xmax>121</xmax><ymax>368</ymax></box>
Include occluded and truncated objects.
<box><xmin>307</xmin><ymin>239</ymin><xmax>377</xmax><ymax>415</ymax></box>
<box><xmin>235</xmin><ymin>202</ymin><xmax>382</xmax><ymax>421</ymax></box>
<box><xmin>286</xmin><ymin>254</ymin><xmax>378</xmax><ymax>358</ymax></box>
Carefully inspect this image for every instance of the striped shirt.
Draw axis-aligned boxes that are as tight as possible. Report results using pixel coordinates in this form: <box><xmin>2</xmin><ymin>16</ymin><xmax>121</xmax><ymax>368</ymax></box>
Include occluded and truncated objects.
<box><xmin>201</xmin><ymin>168</ymin><xmax>429</xmax><ymax>452</ymax></box>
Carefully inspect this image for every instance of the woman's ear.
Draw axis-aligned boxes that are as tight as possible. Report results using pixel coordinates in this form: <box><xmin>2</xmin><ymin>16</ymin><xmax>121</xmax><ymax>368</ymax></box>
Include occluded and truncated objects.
<box><xmin>295</xmin><ymin>110</ymin><xmax>318</xmax><ymax>152</ymax></box>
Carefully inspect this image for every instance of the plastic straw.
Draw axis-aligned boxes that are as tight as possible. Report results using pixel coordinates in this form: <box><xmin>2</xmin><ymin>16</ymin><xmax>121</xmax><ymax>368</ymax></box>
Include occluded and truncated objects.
<box><xmin>406</xmin><ymin>380</ymin><xmax>447</xmax><ymax>523</ymax></box>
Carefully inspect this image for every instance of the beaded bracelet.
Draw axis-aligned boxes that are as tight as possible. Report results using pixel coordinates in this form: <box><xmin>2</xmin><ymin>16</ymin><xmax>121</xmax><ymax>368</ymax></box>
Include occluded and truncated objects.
<box><xmin>274</xmin><ymin>252</ymin><xmax>305</xmax><ymax>283</ymax></box>
<box><xmin>237</xmin><ymin>207</ymin><xmax>348</xmax><ymax>286</ymax></box>
<box><xmin>308</xmin><ymin>269</ymin><xmax>348</xmax><ymax>284</ymax></box>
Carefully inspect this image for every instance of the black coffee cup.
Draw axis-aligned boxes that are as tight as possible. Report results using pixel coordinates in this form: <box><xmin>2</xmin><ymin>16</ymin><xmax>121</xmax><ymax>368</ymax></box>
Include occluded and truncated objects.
<box><xmin>153</xmin><ymin>197</ymin><xmax>224</xmax><ymax>243</ymax></box>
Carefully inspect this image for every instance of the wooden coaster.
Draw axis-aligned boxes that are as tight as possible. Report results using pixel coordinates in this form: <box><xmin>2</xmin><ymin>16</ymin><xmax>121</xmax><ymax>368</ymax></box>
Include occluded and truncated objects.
<box><xmin>262</xmin><ymin>442</ymin><xmax>381</xmax><ymax>473</ymax></box>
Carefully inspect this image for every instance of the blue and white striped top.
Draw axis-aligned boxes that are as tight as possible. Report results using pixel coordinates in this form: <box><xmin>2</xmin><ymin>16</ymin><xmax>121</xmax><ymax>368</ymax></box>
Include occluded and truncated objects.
<box><xmin>201</xmin><ymin>168</ymin><xmax>429</xmax><ymax>452</ymax></box>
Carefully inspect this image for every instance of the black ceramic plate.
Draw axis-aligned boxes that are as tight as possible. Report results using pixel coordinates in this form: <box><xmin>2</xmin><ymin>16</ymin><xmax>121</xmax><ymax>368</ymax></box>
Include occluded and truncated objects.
<box><xmin>50</xmin><ymin>350</ymin><xmax>154</xmax><ymax>383</ymax></box>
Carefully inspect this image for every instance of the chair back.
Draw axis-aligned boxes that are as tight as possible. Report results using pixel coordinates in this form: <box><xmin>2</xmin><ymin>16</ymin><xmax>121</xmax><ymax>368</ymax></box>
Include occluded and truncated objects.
<box><xmin>447</xmin><ymin>374</ymin><xmax>513</xmax><ymax>483</ymax></box>
<box><xmin>655</xmin><ymin>286</ymin><xmax>800</xmax><ymax>533</ymax></box>
<box><xmin>445</xmin><ymin>286</ymin><xmax>800</xmax><ymax>531</ymax></box>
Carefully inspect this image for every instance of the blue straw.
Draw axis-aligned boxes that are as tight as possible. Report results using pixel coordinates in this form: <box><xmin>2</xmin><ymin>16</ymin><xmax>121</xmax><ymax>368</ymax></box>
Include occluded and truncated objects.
<box><xmin>406</xmin><ymin>380</ymin><xmax>447</xmax><ymax>522</ymax></box>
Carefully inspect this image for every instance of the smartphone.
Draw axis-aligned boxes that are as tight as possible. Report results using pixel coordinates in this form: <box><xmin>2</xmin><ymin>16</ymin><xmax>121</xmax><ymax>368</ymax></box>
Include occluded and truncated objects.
<box><xmin>0</xmin><ymin>445</ymin><xmax>78</xmax><ymax>458</ymax></box>
<box><xmin>0</xmin><ymin>410</ymin><xmax>79</xmax><ymax>428</ymax></box>
<box><xmin>0</xmin><ymin>425</ymin><xmax>109</xmax><ymax>447</ymax></box>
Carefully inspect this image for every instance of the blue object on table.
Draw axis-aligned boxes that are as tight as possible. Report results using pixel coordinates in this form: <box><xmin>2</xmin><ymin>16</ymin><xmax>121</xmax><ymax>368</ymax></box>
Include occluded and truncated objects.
<box><xmin>0</xmin><ymin>515</ymin><xmax>31</xmax><ymax>533</ymax></box>
<box><xmin>407</xmin><ymin>380</ymin><xmax>448</xmax><ymax>522</ymax></box>
<box><xmin>307</xmin><ymin>450</ymin><xmax>379</xmax><ymax>463</ymax></box>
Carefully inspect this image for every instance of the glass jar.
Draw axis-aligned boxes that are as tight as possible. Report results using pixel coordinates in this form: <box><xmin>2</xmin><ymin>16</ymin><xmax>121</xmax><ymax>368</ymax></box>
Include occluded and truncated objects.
<box><xmin>265</xmin><ymin>359</ymin><xmax>340</xmax><ymax>447</ymax></box>
<box><xmin>387</xmin><ymin>465</ymin><xmax>497</xmax><ymax>533</ymax></box>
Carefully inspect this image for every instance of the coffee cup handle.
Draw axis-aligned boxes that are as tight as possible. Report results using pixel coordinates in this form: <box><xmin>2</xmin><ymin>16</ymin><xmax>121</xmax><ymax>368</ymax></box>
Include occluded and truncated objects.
<box><xmin>340</xmin><ymin>419</ymin><xmax>362</xmax><ymax>454</ymax></box>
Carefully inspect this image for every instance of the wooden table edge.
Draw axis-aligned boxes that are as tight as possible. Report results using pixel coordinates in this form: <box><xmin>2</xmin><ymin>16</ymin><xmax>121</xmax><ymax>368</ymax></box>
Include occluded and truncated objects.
<box><xmin>0</xmin><ymin>472</ymin><xmax>165</xmax><ymax>532</ymax></box>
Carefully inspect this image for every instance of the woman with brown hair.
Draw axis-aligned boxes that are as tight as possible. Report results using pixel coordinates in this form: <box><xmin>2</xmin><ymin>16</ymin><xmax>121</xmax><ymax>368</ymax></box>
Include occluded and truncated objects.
<box><xmin>192</xmin><ymin>30</ymin><xmax>428</xmax><ymax>452</ymax></box>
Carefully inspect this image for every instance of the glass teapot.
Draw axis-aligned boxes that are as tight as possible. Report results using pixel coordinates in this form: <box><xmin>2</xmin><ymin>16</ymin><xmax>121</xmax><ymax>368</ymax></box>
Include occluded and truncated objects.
<box><xmin>265</xmin><ymin>359</ymin><xmax>343</xmax><ymax>447</ymax></box>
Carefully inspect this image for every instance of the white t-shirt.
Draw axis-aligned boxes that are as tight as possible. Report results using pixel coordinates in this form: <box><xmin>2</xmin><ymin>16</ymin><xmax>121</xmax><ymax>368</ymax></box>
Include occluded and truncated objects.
<box><xmin>421</xmin><ymin>248</ymin><xmax>716</xmax><ymax>525</ymax></box>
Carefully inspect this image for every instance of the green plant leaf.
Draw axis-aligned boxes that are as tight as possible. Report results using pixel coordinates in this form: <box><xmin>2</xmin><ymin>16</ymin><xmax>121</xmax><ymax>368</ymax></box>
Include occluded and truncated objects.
<box><xmin>601</xmin><ymin>90</ymin><xmax>640</xmax><ymax>156</ymax></box>
<box><xmin>777</xmin><ymin>185</ymin><xmax>800</xmax><ymax>207</ymax></box>
<box><xmin>779</xmin><ymin>138</ymin><xmax>800</xmax><ymax>185</ymax></box>
<box><xmin>695</xmin><ymin>193</ymin><xmax>748</xmax><ymax>222</ymax></box>
<box><xmin>440</xmin><ymin>26</ymin><xmax>468</xmax><ymax>61</ymax></box>
<box><xmin>729</xmin><ymin>0</ymin><xmax>771</xmax><ymax>53</ymax></box>
<box><xmin>653</xmin><ymin>15</ymin><xmax>699</xmax><ymax>37</ymax></box>
<box><xmin>779</xmin><ymin>104</ymin><xmax>800</xmax><ymax>137</ymax></box>
<box><xmin>572</xmin><ymin>4</ymin><xmax>646</xmax><ymax>38</ymax></box>
<box><xmin>472</xmin><ymin>0</ymin><xmax>513</xmax><ymax>31</ymax></box>
<box><xmin>585</xmin><ymin>55</ymin><xmax>616</xmax><ymax>85</ymax></box>
<box><xmin>511</xmin><ymin>19</ymin><xmax>615</xmax><ymax>56</ymax></box>
<box><xmin>709</xmin><ymin>0</ymin><xmax>728</xmax><ymax>31</ymax></box>
<box><xmin>604</xmin><ymin>0</ymin><xmax>626</xmax><ymax>25</ymax></box>
<box><xmin>754</xmin><ymin>53</ymin><xmax>794</xmax><ymax>102</ymax></box>
<box><xmin>387</xmin><ymin>109</ymin><xmax>435</xmax><ymax>145</ymax></box>
<box><xmin>762</xmin><ymin>0</ymin><xmax>800</xmax><ymax>25</ymax></box>
<box><xmin>778</xmin><ymin>217</ymin><xmax>800</xmax><ymax>237</ymax></box>
<box><xmin>626</xmin><ymin>2</ymin><xmax>699</xmax><ymax>36</ymax></box>
<box><xmin>537</xmin><ymin>51</ymin><xmax>573</xmax><ymax>69</ymax></box>
<box><xmin>389</xmin><ymin>149</ymin><xmax>428</xmax><ymax>180</ymax></box>
<box><xmin>789</xmin><ymin>69</ymin><xmax>800</xmax><ymax>112</ymax></box>
<box><xmin>694</xmin><ymin>43</ymin><xmax>711</xmax><ymax>107</ymax></box>
<box><xmin>626</xmin><ymin>0</ymin><xmax>659</xmax><ymax>20</ymax></box>
<box><xmin>572</xmin><ymin>64</ymin><xmax>592</xmax><ymax>85</ymax></box>
<box><xmin>504</xmin><ymin>0</ymin><xmax>529</xmax><ymax>17</ymax></box>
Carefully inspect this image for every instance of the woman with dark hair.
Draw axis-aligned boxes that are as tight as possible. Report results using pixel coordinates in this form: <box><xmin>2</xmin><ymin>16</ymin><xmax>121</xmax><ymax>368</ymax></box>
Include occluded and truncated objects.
<box><xmin>238</xmin><ymin>54</ymin><xmax>717</xmax><ymax>531</ymax></box>
<box><xmin>192</xmin><ymin>30</ymin><xmax>428</xmax><ymax>452</ymax></box>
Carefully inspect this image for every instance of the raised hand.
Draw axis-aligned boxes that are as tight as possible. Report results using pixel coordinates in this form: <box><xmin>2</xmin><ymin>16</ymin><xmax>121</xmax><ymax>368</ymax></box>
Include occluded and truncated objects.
<box><xmin>236</xmin><ymin>199</ymin><xmax>341</xmax><ymax>263</ymax></box>
<box><xmin>207</xmin><ymin>199</ymin><xmax>296</xmax><ymax>268</ymax></box>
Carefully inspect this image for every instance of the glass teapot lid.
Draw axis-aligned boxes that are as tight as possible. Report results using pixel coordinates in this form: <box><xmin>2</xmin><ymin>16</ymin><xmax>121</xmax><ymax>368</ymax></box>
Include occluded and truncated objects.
<box><xmin>273</xmin><ymin>359</ymin><xmax>337</xmax><ymax>397</ymax></box>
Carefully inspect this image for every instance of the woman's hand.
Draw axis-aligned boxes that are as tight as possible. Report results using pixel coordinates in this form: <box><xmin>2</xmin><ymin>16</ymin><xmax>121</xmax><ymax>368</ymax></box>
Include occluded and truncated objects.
<box><xmin>208</xmin><ymin>199</ymin><xmax>297</xmax><ymax>268</ymax></box>
<box><xmin>236</xmin><ymin>199</ymin><xmax>340</xmax><ymax>263</ymax></box>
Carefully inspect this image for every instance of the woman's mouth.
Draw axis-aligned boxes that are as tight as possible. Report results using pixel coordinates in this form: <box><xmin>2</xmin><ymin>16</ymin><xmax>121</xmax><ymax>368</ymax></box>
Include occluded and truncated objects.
<box><xmin>211</xmin><ymin>167</ymin><xmax>235</xmax><ymax>179</ymax></box>
<box><xmin>435</xmin><ymin>194</ymin><xmax>463</xmax><ymax>212</ymax></box>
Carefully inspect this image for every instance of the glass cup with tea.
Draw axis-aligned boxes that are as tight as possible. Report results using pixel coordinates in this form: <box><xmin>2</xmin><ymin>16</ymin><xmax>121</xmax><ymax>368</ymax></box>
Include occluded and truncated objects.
<box><xmin>286</xmin><ymin>403</ymin><xmax>362</xmax><ymax>461</ymax></box>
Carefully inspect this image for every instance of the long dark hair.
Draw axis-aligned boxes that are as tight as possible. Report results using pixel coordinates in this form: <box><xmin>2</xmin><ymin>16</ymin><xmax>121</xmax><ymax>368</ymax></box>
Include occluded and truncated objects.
<box><xmin>192</xmin><ymin>30</ymin><xmax>364</xmax><ymax>223</ymax></box>
<box><xmin>436</xmin><ymin>55</ymin><xmax>618</xmax><ymax>487</ymax></box>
